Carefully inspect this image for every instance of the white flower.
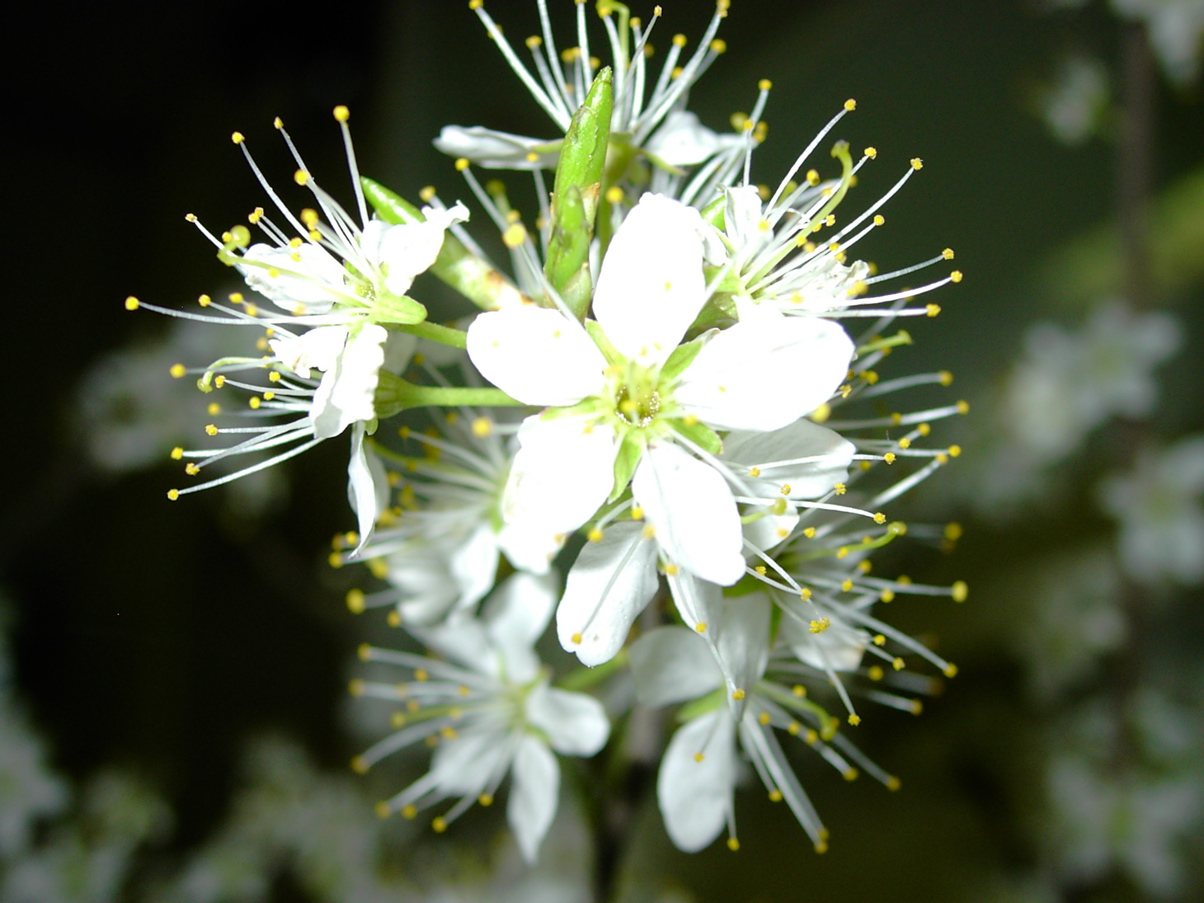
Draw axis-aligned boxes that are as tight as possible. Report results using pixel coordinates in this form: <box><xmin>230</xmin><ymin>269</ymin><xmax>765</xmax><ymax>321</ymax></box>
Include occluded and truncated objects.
<box><xmin>468</xmin><ymin>195</ymin><xmax>853</xmax><ymax>589</ymax></box>
<box><xmin>1098</xmin><ymin>435</ymin><xmax>1204</xmax><ymax>585</ymax></box>
<box><xmin>166</xmin><ymin>322</ymin><xmax>409</xmax><ymax>552</ymax></box>
<box><xmin>555</xmin><ymin>417</ymin><xmax>856</xmax><ymax>669</ymax></box>
<box><xmin>435</xmin><ymin>2</ymin><xmax>743</xmax><ymax>185</ymax></box>
<box><xmin>629</xmin><ymin>601</ymin><xmax>839</xmax><ymax>854</ymax></box>
<box><xmin>353</xmin><ymin>573</ymin><xmax>609</xmax><ymax>863</ymax></box>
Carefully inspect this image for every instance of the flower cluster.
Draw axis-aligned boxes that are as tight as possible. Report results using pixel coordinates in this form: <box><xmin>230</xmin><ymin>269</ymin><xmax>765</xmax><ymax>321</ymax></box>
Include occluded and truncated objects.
<box><xmin>136</xmin><ymin>0</ymin><xmax>967</xmax><ymax>864</ymax></box>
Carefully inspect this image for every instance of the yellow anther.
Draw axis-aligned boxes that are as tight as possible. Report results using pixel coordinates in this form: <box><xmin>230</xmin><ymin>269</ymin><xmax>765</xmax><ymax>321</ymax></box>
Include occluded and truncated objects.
<box><xmin>587</xmin><ymin>528</ymin><xmax>604</xmax><ymax>543</ymax></box>
<box><xmin>169</xmin><ymin>363</ymin><xmax>186</xmax><ymax>379</ymax></box>
<box><xmin>727</xmin><ymin>837</ymin><xmax>740</xmax><ymax>852</ymax></box>
<box><xmin>945</xmin><ymin>522</ymin><xmax>963</xmax><ymax>541</ymax></box>
<box><xmin>910</xmin><ymin>700</ymin><xmax>924</xmax><ymax>715</ymax></box>
<box><xmin>663</xmin><ymin>563</ymin><xmax>680</xmax><ymax>576</ymax></box>
<box><xmin>948</xmin><ymin>445</ymin><xmax>962</xmax><ymax>457</ymax></box>
<box><xmin>401</xmin><ymin>803</ymin><xmax>418</xmax><ymax>819</ymax></box>
<box><xmin>805</xmin><ymin>168</ymin><xmax>820</xmax><ymax>186</ymax></box>
<box><xmin>229</xmin><ymin>292</ymin><xmax>244</xmax><ymax>304</ymax></box>
<box><xmin>231</xmin><ymin>131</ymin><xmax>244</xmax><ymax>144</ymax></box>
<box><xmin>873</xmin><ymin>214</ymin><xmax>885</xmax><ymax>226</ymax></box>
<box><xmin>346</xmin><ymin>589</ymin><xmax>365</xmax><ymax>614</ymax></box>
<box><xmin>809</xmin><ymin>617</ymin><xmax>830</xmax><ymax>634</ymax></box>
<box><xmin>604</xmin><ymin>185</ymin><xmax>624</xmax><ymax>204</ymax></box>
<box><xmin>758</xmin><ymin>78</ymin><xmax>772</xmax><ymax>90</ymax></box>
<box><xmin>198</xmin><ymin>294</ymin><xmax>211</xmax><ymax>307</ymax></box>
<box><xmin>868</xmin><ymin>665</ymin><xmax>884</xmax><ymax>681</ymax></box>
<box><xmin>769</xmin><ymin>789</ymin><xmax>783</xmax><ymax>802</ymax></box>
<box><xmin>694</xmin><ymin>752</ymin><xmax>705</xmax><ymax>762</ymax></box>
<box><xmin>873</xmin><ymin>634</ymin><xmax>886</xmax><ymax>646</ymax></box>
<box><xmin>886</xmin><ymin>776</ymin><xmax>902</xmax><ymax>791</ymax></box>
<box><xmin>273</xmin><ymin>116</ymin><xmax>284</xmax><ymax>129</ymax></box>
<box><xmin>184</xmin><ymin>463</ymin><xmax>200</xmax><ymax>476</ymax></box>
<box><xmin>642</xmin><ymin>524</ymin><xmax>656</xmax><ymax>540</ymax></box>
<box><xmin>864</xmin><ymin>147</ymin><xmax>878</xmax><ymax>160</ymax></box>
<box><xmin>432</xmin><ymin>817</ymin><xmax>447</xmax><ymax>833</ymax></box>
<box><xmin>942</xmin><ymin>248</ymin><xmax>955</xmax><ymax>260</ymax></box>
<box><xmin>892</xmin><ymin>657</ymin><xmax>905</xmax><ymax>671</ymax></box>
<box><xmin>294</xmin><ymin>169</ymin><xmax>309</xmax><ymax>186</ymax></box>
<box><xmin>873</xmin><ymin>512</ymin><xmax>886</xmax><ymax>524</ymax></box>
<box><xmin>248</xmin><ymin>397</ymin><xmax>261</xmax><ymax>410</ymax></box>
<box><xmin>834</xmin><ymin>483</ymin><xmax>847</xmax><ymax>495</ymax></box>
<box><xmin>747</xmin><ymin>466</ymin><xmax>761</xmax><ymax>477</ymax></box>
<box><xmin>455</xmin><ymin>157</ymin><xmax>470</xmax><ymax>171</ymax></box>
<box><xmin>471</xmin><ymin>417</ymin><xmax>492</xmax><ymax>438</ymax></box>
<box><xmin>502</xmin><ymin>222</ymin><xmax>527</xmax><ymax>248</ymax></box>
<box><xmin>918</xmin><ymin>422</ymin><xmax>931</xmax><ymax>436</ymax></box>
<box><xmin>124</xmin><ymin>295</ymin><xmax>141</xmax><ymax>311</ymax></box>
<box><xmin>926</xmin><ymin>304</ymin><xmax>941</xmax><ymax>317</ymax></box>
<box><xmin>630</xmin><ymin>505</ymin><xmax>644</xmax><ymax>521</ymax></box>
<box><xmin>571</xmin><ymin>632</ymin><xmax>583</xmax><ymax>645</ymax></box>
<box><xmin>709</xmin><ymin>38</ymin><xmax>726</xmax><ymax>53</ymax></box>
<box><xmin>910</xmin><ymin>157</ymin><xmax>923</xmax><ymax>170</ymax></box>
<box><xmin>205</xmin><ymin>424</ymin><xmax>219</xmax><ymax>436</ymax></box>
<box><xmin>758</xmin><ymin>712</ymin><xmax>771</xmax><ymax>725</ymax></box>
<box><xmin>754</xmin><ymin>565</ymin><xmax>766</xmax><ymax>575</ymax></box>
<box><xmin>799</xmin><ymin>587</ymin><xmax>812</xmax><ymax>600</ymax></box>
<box><xmin>811</xmin><ymin>402</ymin><xmax>831</xmax><ymax>423</ymax></box>
<box><xmin>694</xmin><ymin>622</ymin><xmax>707</xmax><ymax>633</ymax></box>
<box><xmin>943</xmin><ymin>663</ymin><xmax>959</xmax><ymax>678</ymax></box>
<box><xmin>950</xmin><ymin>270</ymin><xmax>963</xmax><ymax>283</ymax></box>
<box><xmin>848</xmin><ymin>714</ymin><xmax>861</xmax><ymax>726</ymax></box>
<box><xmin>166</xmin><ymin>489</ymin><xmax>180</xmax><ymax>501</ymax></box>
<box><xmin>844</xmin><ymin>98</ymin><xmax>856</xmax><ymax>111</ymax></box>
<box><xmin>732</xmin><ymin>688</ymin><xmax>746</xmax><ymax>700</ymax></box>
<box><xmin>843</xmin><ymin>767</ymin><xmax>859</xmax><ymax>781</ymax></box>
<box><xmin>956</xmin><ymin>400</ymin><xmax>970</xmax><ymax>414</ymax></box>
<box><xmin>880</xmin><ymin>589</ymin><xmax>895</xmax><ymax>603</ymax></box>
<box><xmin>468</xmin><ymin>0</ymin><xmax>482</xmax><ymax>8</ymax></box>
<box><xmin>802</xmin><ymin>527</ymin><xmax>816</xmax><ymax>539</ymax></box>
<box><xmin>884</xmin><ymin>452</ymin><xmax>896</xmax><ymax>465</ymax></box>
<box><xmin>779</xmin><ymin>483</ymin><xmax>791</xmax><ymax>495</ymax></box>
<box><xmin>350</xmin><ymin>755</ymin><xmax>368</xmax><ymax>774</ymax></box>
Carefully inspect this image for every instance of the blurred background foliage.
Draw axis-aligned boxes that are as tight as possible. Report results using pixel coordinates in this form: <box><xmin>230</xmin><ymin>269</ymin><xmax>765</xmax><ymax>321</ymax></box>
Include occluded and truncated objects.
<box><xmin>2</xmin><ymin>0</ymin><xmax>1202</xmax><ymax>900</ymax></box>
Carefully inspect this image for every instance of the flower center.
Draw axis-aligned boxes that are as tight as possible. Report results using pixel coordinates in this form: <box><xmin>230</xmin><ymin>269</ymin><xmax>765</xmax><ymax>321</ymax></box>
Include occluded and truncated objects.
<box><xmin>615</xmin><ymin>382</ymin><xmax>662</xmax><ymax>427</ymax></box>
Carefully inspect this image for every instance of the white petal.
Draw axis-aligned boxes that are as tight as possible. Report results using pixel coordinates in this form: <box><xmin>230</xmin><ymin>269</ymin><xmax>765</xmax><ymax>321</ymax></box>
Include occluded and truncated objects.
<box><xmin>497</xmin><ymin>521</ymin><xmax>563</xmax><ymax>574</ymax></box>
<box><xmin>633</xmin><ymin>443</ymin><xmax>744</xmax><ymax>586</ymax></box>
<box><xmin>483</xmin><ymin>572</ymin><xmax>559</xmax><ymax>684</ymax></box>
<box><xmin>657</xmin><ymin>711</ymin><xmax>736</xmax><ymax>853</ymax></box>
<box><xmin>644</xmin><ymin>110</ymin><xmax>735</xmax><ymax>167</ymax></box>
<box><xmin>362</xmin><ymin>214</ymin><xmax>458</xmax><ymax>298</ymax></box>
<box><xmin>503</xmin><ymin>415</ymin><xmax>618</xmax><ymax>536</ymax></box>
<box><xmin>241</xmin><ymin>243</ymin><xmax>346</xmax><ymax>312</ymax></box>
<box><xmin>676</xmin><ymin>316</ymin><xmax>854</xmax><ymax>431</ymax></box>
<box><xmin>508</xmin><ymin>735</ymin><xmax>560</xmax><ymax>864</ymax></box>
<box><xmin>526</xmin><ymin>683</ymin><xmax>610</xmax><ymax>756</ymax></box>
<box><xmin>346</xmin><ymin>423</ymin><xmax>388</xmax><ymax>553</ymax></box>
<box><xmin>428</xmin><ymin>728</ymin><xmax>508</xmax><ymax>796</ymax></box>
<box><xmin>448</xmin><ymin>520</ymin><xmax>501</xmax><ymax>613</ymax></box>
<box><xmin>592</xmin><ymin>194</ymin><xmax>708</xmax><ymax>368</ymax></box>
<box><xmin>556</xmin><ymin>521</ymin><xmax>660</xmax><ymax>666</ymax></box>
<box><xmin>780</xmin><ymin>613</ymin><xmax>869</xmax><ymax>672</ymax></box>
<box><xmin>699</xmin><ymin>588</ymin><xmax>772</xmax><ymax>716</ymax></box>
<box><xmin>722</xmin><ymin>418</ymin><xmax>855</xmax><ymax>499</ymax></box>
<box><xmin>467</xmin><ymin>307</ymin><xmax>606</xmax><ymax>406</ymax></box>
<box><xmin>410</xmin><ymin>612</ymin><xmax>497</xmax><ymax>677</ymax></box>
<box><xmin>311</xmin><ymin>323</ymin><xmax>386</xmax><ymax>439</ymax></box>
<box><xmin>269</xmin><ymin>325</ymin><xmax>348</xmax><ymax>378</ymax></box>
<box><xmin>628</xmin><ymin>625</ymin><xmax>723</xmax><ymax>707</ymax></box>
<box><xmin>434</xmin><ymin>125</ymin><xmax>559</xmax><ymax>170</ymax></box>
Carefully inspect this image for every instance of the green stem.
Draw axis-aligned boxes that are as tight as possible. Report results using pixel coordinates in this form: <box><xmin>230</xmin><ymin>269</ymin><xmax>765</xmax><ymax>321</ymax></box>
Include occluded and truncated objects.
<box><xmin>395</xmin><ymin>320</ymin><xmax>467</xmax><ymax>349</ymax></box>
<box><xmin>375</xmin><ymin>372</ymin><xmax>525</xmax><ymax>416</ymax></box>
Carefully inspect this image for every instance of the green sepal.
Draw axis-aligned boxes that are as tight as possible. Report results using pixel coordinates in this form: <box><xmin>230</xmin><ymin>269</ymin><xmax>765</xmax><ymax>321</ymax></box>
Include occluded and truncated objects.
<box><xmin>584</xmin><ymin>319</ymin><xmax>623</xmax><ymax>366</ymax></box>
<box><xmin>372</xmin><ymin>291</ymin><xmax>428</xmax><ymax>325</ymax></box>
<box><xmin>675</xmin><ymin>686</ymin><xmax>725</xmax><ymax>723</ymax></box>
<box><xmin>361</xmin><ymin>176</ymin><xmax>523</xmax><ymax>312</ymax></box>
<box><xmin>610</xmin><ymin>431</ymin><xmax>644</xmax><ymax>501</ymax></box>
<box><xmin>668</xmin><ymin>417</ymin><xmax>722</xmax><ymax>456</ymax></box>
<box><xmin>545</xmin><ymin>67</ymin><xmax>613</xmax><ymax>318</ymax></box>
<box><xmin>659</xmin><ymin>335</ymin><xmax>707</xmax><ymax>383</ymax></box>
<box><xmin>699</xmin><ymin>193</ymin><xmax>727</xmax><ymax>229</ymax></box>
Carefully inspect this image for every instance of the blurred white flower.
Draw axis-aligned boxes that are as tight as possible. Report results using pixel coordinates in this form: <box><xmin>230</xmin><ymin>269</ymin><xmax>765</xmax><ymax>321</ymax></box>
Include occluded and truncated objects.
<box><xmin>353</xmin><ymin>573</ymin><xmax>609</xmax><ymax>863</ymax></box>
<box><xmin>1098</xmin><ymin>434</ymin><xmax>1204</xmax><ymax>585</ymax></box>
